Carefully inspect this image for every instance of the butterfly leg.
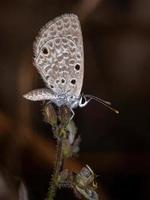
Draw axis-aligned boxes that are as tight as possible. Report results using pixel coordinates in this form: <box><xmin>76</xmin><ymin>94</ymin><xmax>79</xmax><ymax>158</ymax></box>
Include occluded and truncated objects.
<box><xmin>70</xmin><ymin>108</ymin><xmax>75</xmax><ymax>121</ymax></box>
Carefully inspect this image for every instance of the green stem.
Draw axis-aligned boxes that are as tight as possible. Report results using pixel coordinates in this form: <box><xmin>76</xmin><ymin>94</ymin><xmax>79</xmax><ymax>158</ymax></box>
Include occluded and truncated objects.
<box><xmin>47</xmin><ymin>139</ymin><xmax>64</xmax><ymax>200</ymax></box>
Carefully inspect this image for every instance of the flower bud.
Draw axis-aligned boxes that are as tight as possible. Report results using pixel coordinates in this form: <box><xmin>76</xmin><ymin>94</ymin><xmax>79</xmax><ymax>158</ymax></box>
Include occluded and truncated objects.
<box><xmin>43</xmin><ymin>103</ymin><xmax>57</xmax><ymax>126</ymax></box>
<box><xmin>59</xmin><ymin>105</ymin><xmax>72</xmax><ymax>125</ymax></box>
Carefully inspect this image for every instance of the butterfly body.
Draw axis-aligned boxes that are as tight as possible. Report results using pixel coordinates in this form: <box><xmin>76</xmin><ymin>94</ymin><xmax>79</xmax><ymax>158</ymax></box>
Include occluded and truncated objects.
<box><xmin>24</xmin><ymin>87</ymin><xmax>81</xmax><ymax>108</ymax></box>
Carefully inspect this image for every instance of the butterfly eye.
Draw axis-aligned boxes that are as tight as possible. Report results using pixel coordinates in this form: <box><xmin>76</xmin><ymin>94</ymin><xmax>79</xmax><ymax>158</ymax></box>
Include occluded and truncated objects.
<box><xmin>42</xmin><ymin>47</ymin><xmax>49</xmax><ymax>55</ymax></box>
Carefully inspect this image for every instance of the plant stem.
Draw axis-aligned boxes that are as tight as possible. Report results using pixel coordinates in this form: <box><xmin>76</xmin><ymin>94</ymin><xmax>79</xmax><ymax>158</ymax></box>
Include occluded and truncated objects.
<box><xmin>47</xmin><ymin>139</ymin><xmax>64</xmax><ymax>200</ymax></box>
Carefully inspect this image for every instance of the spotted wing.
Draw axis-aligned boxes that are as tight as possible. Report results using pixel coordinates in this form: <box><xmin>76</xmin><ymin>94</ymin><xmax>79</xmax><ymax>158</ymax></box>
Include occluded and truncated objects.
<box><xmin>23</xmin><ymin>88</ymin><xmax>54</xmax><ymax>101</ymax></box>
<box><xmin>33</xmin><ymin>14</ymin><xmax>84</xmax><ymax>98</ymax></box>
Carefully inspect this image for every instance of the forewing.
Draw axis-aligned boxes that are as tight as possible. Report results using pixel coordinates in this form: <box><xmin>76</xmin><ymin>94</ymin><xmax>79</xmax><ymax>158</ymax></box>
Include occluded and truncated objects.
<box><xmin>23</xmin><ymin>88</ymin><xmax>54</xmax><ymax>101</ymax></box>
<box><xmin>34</xmin><ymin>14</ymin><xmax>84</xmax><ymax>97</ymax></box>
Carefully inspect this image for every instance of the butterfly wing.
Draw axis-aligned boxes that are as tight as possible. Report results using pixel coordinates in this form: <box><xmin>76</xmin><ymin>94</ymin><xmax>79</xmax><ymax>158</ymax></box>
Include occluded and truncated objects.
<box><xmin>34</xmin><ymin>14</ymin><xmax>84</xmax><ymax>98</ymax></box>
<box><xmin>23</xmin><ymin>88</ymin><xmax>55</xmax><ymax>101</ymax></box>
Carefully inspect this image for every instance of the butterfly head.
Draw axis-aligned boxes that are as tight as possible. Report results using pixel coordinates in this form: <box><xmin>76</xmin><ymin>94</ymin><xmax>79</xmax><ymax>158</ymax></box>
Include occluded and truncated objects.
<box><xmin>78</xmin><ymin>95</ymin><xmax>90</xmax><ymax>108</ymax></box>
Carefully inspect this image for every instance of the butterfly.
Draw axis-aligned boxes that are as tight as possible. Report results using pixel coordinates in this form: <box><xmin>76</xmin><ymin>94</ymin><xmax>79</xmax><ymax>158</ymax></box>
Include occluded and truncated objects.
<box><xmin>23</xmin><ymin>14</ymin><xmax>118</xmax><ymax>116</ymax></box>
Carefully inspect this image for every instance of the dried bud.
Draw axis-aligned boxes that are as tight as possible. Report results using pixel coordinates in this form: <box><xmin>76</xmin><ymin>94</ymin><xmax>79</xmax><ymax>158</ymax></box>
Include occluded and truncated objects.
<box><xmin>59</xmin><ymin>105</ymin><xmax>72</xmax><ymax>125</ymax></box>
<box><xmin>75</xmin><ymin>187</ymin><xmax>99</xmax><ymax>200</ymax></box>
<box><xmin>74</xmin><ymin>165</ymin><xmax>99</xmax><ymax>200</ymax></box>
<box><xmin>43</xmin><ymin>103</ymin><xmax>57</xmax><ymax>126</ymax></box>
<box><xmin>75</xmin><ymin>165</ymin><xmax>95</xmax><ymax>188</ymax></box>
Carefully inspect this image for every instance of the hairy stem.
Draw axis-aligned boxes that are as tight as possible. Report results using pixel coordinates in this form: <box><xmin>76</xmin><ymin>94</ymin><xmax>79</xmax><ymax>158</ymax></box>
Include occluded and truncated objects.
<box><xmin>47</xmin><ymin>139</ymin><xmax>64</xmax><ymax>200</ymax></box>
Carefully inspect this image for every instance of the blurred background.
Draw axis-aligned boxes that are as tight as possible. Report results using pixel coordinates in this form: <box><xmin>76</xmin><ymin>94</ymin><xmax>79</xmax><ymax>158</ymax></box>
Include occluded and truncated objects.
<box><xmin>0</xmin><ymin>0</ymin><xmax>150</xmax><ymax>199</ymax></box>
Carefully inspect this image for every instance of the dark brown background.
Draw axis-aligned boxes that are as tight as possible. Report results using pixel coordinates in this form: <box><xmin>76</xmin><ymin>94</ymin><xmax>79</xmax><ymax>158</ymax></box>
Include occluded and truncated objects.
<box><xmin>0</xmin><ymin>0</ymin><xmax>150</xmax><ymax>199</ymax></box>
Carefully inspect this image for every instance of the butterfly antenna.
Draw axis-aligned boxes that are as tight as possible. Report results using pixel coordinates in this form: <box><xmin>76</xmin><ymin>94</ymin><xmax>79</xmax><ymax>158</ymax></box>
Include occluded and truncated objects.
<box><xmin>84</xmin><ymin>94</ymin><xmax>119</xmax><ymax>114</ymax></box>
